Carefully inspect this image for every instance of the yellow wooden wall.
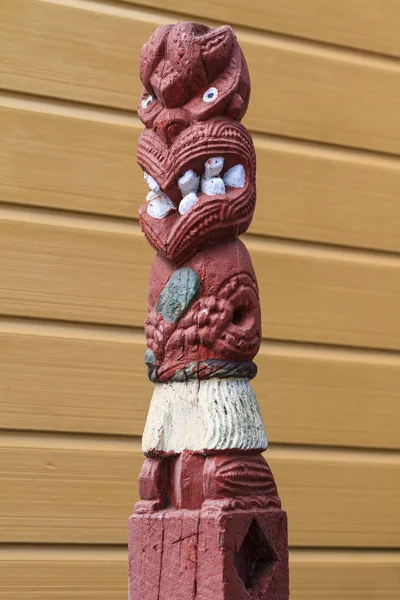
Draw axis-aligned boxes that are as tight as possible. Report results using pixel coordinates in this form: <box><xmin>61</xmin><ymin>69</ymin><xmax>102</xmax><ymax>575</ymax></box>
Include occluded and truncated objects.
<box><xmin>1</xmin><ymin>1</ymin><xmax>400</xmax><ymax>598</ymax></box>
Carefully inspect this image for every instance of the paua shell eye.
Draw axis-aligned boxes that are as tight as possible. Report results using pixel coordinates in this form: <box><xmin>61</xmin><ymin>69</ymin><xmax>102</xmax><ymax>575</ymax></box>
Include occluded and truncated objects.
<box><xmin>141</xmin><ymin>94</ymin><xmax>154</xmax><ymax>109</ymax></box>
<box><xmin>202</xmin><ymin>87</ymin><xmax>219</xmax><ymax>103</ymax></box>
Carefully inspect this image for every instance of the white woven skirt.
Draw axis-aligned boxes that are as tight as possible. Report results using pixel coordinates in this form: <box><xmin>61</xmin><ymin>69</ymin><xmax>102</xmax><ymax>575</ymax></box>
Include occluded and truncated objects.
<box><xmin>142</xmin><ymin>378</ymin><xmax>268</xmax><ymax>455</ymax></box>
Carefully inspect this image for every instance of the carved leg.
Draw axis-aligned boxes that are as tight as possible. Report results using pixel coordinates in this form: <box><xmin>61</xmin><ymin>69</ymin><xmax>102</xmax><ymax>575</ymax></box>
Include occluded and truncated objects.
<box><xmin>129</xmin><ymin>452</ymin><xmax>289</xmax><ymax>600</ymax></box>
<box><xmin>129</xmin><ymin>453</ymin><xmax>202</xmax><ymax>600</ymax></box>
<box><xmin>170</xmin><ymin>450</ymin><xmax>205</xmax><ymax>510</ymax></box>
<box><xmin>134</xmin><ymin>456</ymin><xmax>170</xmax><ymax>513</ymax></box>
<box><xmin>196</xmin><ymin>452</ymin><xmax>289</xmax><ymax>599</ymax></box>
<box><xmin>203</xmin><ymin>452</ymin><xmax>281</xmax><ymax>511</ymax></box>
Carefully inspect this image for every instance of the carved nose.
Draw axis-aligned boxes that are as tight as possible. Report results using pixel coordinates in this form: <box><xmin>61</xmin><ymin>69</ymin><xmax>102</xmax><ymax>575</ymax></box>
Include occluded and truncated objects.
<box><xmin>153</xmin><ymin>109</ymin><xmax>190</xmax><ymax>146</ymax></box>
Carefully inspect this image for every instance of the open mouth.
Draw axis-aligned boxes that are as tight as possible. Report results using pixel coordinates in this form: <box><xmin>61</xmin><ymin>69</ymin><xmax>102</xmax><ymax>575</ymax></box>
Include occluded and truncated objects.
<box><xmin>143</xmin><ymin>155</ymin><xmax>247</xmax><ymax>219</ymax></box>
<box><xmin>137</xmin><ymin>119</ymin><xmax>256</xmax><ymax>263</ymax></box>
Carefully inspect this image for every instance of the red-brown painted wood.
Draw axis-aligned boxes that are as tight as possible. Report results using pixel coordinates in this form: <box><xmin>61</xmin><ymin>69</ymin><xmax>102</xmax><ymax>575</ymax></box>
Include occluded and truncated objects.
<box><xmin>129</xmin><ymin>21</ymin><xmax>289</xmax><ymax>599</ymax></box>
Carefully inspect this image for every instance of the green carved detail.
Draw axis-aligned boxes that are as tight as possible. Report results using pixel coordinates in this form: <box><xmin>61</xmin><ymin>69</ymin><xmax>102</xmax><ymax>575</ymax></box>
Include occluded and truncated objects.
<box><xmin>156</xmin><ymin>267</ymin><xmax>200</xmax><ymax>323</ymax></box>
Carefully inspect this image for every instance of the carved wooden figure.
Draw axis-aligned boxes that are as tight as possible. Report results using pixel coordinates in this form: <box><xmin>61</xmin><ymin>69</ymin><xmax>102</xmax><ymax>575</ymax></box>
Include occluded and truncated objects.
<box><xmin>128</xmin><ymin>22</ymin><xmax>289</xmax><ymax>600</ymax></box>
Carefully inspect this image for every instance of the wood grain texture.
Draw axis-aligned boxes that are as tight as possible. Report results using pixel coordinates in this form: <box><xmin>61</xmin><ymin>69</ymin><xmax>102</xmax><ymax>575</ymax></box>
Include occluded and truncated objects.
<box><xmin>254</xmin><ymin>342</ymin><xmax>400</xmax><ymax>450</ymax></box>
<box><xmin>0</xmin><ymin>321</ymin><xmax>152</xmax><ymax>436</ymax></box>
<box><xmin>290</xmin><ymin>550</ymin><xmax>400</xmax><ymax>599</ymax></box>
<box><xmin>3</xmin><ymin>0</ymin><xmax>400</xmax><ymax>594</ymax></box>
<box><xmin>4</xmin><ymin>1</ymin><xmax>400</xmax><ymax>154</ymax></box>
<box><xmin>121</xmin><ymin>0</ymin><xmax>400</xmax><ymax>59</ymax></box>
<box><xmin>2</xmin><ymin>100</ymin><xmax>400</xmax><ymax>253</ymax></box>
<box><xmin>0</xmin><ymin>209</ymin><xmax>151</xmax><ymax>327</ymax></box>
<box><xmin>2</xmin><ymin>211</ymin><xmax>400</xmax><ymax>350</ymax></box>
<box><xmin>2</xmin><ymin>321</ymin><xmax>400</xmax><ymax>450</ymax></box>
<box><xmin>0</xmin><ymin>435</ymin><xmax>142</xmax><ymax>545</ymax></box>
<box><xmin>0</xmin><ymin>547</ymin><xmax>127</xmax><ymax>600</ymax></box>
<box><xmin>1</xmin><ymin>547</ymin><xmax>399</xmax><ymax>600</ymax></box>
<box><xmin>0</xmin><ymin>437</ymin><xmax>399</xmax><ymax>547</ymax></box>
<box><xmin>0</xmin><ymin>101</ymin><xmax>138</xmax><ymax>218</ymax></box>
<box><xmin>1</xmin><ymin>0</ymin><xmax>140</xmax><ymax>109</ymax></box>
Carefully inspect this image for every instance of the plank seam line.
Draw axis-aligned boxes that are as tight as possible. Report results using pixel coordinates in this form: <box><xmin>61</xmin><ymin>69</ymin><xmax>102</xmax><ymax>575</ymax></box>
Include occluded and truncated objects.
<box><xmin>0</xmin><ymin>543</ymin><xmax>399</xmax><ymax>558</ymax></box>
<box><xmin>0</xmin><ymin>88</ymin><xmax>139</xmax><ymax>127</ymax></box>
<box><xmin>289</xmin><ymin>547</ymin><xmax>400</xmax><ymax>554</ymax></box>
<box><xmin>2</xmin><ymin>200</ymin><xmax>400</xmax><ymax>266</ymax></box>
<box><xmin>260</xmin><ymin>338</ymin><xmax>400</xmax><ymax>364</ymax></box>
<box><xmin>42</xmin><ymin>0</ymin><xmax>400</xmax><ymax>70</ymax></box>
<box><xmin>0</xmin><ymin>543</ymin><xmax>127</xmax><ymax>555</ymax></box>
<box><xmin>0</xmin><ymin>315</ymin><xmax>145</xmax><ymax>343</ymax></box>
<box><xmin>245</xmin><ymin>231</ymin><xmax>400</xmax><ymax>262</ymax></box>
<box><xmin>0</xmin><ymin>200</ymin><xmax>141</xmax><ymax>235</ymax></box>
<box><xmin>0</xmin><ymin>428</ymin><xmax>143</xmax><ymax>451</ymax></box>
<box><xmin>251</xmin><ymin>131</ymin><xmax>400</xmax><ymax>168</ymax></box>
<box><xmin>1</xmin><ymin>429</ymin><xmax>399</xmax><ymax>460</ymax></box>
<box><xmin>268</xmin><ymin>442</ymin><xmax>400</xmax><ymax>460</ymax></box>
<box><xmin>2</xmin><ymin>315</ymin><xmax>400</xmax><ymax>363</ymax></box>
<box><xmin>244</xmin><ymin>234</ymin><xmax>400</xmax><ymax>266</ymax></box>
<box><xmin>3</xmin><ymin>87</ymin><xmax>400</xmax><ymax>167</ymax></box>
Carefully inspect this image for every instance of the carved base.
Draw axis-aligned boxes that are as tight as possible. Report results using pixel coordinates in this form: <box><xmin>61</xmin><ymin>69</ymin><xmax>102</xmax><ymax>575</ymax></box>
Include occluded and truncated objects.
<box><xmin>128</xmin><ymin>507</ymin><xmax>289</xmax><ymax>600</ymax></box>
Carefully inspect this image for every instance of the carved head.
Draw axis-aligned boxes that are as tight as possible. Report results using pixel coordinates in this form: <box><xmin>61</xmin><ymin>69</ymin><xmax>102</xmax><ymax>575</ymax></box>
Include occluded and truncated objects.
<box><xmin>137</xmin><ymin>23</ymin><xmax>256</xmax><ymax>264</ymax></box>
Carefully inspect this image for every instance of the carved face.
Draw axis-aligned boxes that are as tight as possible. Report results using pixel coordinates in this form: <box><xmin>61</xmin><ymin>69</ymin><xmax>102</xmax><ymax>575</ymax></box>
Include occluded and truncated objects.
<box><xmin>137</xmin><ymin>23</ymin><xmax>256</xmax><ymax>265</ymax></box>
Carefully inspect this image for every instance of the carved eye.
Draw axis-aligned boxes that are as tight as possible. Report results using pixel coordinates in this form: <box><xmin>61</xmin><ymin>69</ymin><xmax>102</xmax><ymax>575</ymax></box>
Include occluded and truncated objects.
<box><xmin>141</xmin><ymin>94</ymin><xmax>154</xmax><ymax>109</ymax></box>
<box><xmin>203</xmin><ymin>87</ymin><xmax>219</xmax><ymax>103</ymax></box>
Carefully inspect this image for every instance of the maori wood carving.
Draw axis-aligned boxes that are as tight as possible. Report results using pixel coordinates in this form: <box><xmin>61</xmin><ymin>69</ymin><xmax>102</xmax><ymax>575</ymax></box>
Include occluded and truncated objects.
<box><xmin>128</xmin><ymin>22</ymin><xmax>289</xmax><ymax>600</ymax></box>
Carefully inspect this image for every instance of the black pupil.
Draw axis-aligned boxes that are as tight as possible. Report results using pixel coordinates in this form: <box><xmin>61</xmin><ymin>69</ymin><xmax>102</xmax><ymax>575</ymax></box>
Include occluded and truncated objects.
<box><xmin>207</xmin><ymin>92</ymin><xmax>214</xmax><ymax>98</ymax></box>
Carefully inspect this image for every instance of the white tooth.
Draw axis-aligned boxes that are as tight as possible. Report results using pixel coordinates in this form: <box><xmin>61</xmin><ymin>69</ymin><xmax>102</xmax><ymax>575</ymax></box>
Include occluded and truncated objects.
<box><xmin>147</xmin><ymin>194</ymin><xmax>175</xmax><ymax>219</ymax></box>
<box><xmin>144</xmin><ymin>172</ymin><xmax>160</xmax><ymax>193</ymax></box>
<box><xmin>146</xmin><ymin>190</ymin><xmax>158</xmax><ymax>202</ymax></box>
<box><xmin>179</xmin><ymin>192</ymin><xmax>198</xmax><ymax>215</ymax></box>
<box><xmin>178</xmin><ymin>170</ymin><xmax>200</xmax><ymax>197</ymax></box>
<box><xmin>204</xmin><ymin>157</ymin><xmax>224</xmax><ymax>179</ymax></box>
<box><xmin>223</xmin><ymin>164</ymin><xmax>246</xmax><ymax>188</ymax></box>
<box><xmin>201</xmin><ymin>176</ymin><xmax>225</xmax><ymax>196</ymax></box>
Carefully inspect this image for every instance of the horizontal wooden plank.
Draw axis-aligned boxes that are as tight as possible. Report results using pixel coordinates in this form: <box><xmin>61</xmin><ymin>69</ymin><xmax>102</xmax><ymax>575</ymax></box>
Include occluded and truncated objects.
<box><xmin>2</xmin><ymin>209</ymin><xmax>400</xmax><ymax>350</ymax></box>
<box><xmin>0</xmin><ymin>209</ymin><xmax>151</xmax><ymax>327</ymax></box>
<box><xmin>248</xmin><ymin>238</ymin><xmax>400</xmax><ymax>351</ymax></box>
<box><xmin>3</xmin><ymin>100</ymin><xmax>400</xmax><ymax>254</ymax></box>
<box><xmin>290</xmin><ymin>550</ymin><xmax>400</xmax><ymax>599</ymax></box>
<box><xmin>0</xmin><ymin>547</ymin><xmax>127</xmax><ymax>600</ymax></box>
<box><xmin>0</xmin><ymin>101</ymin><xmax>138</xmax><ymax>219</ymax></box>
<box><xmin>1</xmin><ymin>547</ymin><xmax>399</xmax><ymax>600</ymax></box>
<box><xmin>122</xmin><ymin>0</ymin><xmax>400</xmax><ymax>59</ymax></box>
<box><xmin>0</xmin><ymin>321</ymin><xmax>152</xmax><ymax>437</ymax></box>
<box><xmin>254</xmin><ymin>343</ymin><xmax>400</xmax><ymax>450</ymax></box>
<box><xmin>1</xmin><ymin>0</ymin><xmax>139</xmax><ymax>110</ymax></box>
<box><xmin>254</xmin><ymin>136</ymin><xmax>400</xmax><ymax>253</ymax></box>
<box><xmin>0</xmin><ymin>435</ymin><xmax>142</xmax><ymax>545</ymax></box>
<box><xmin>2</xmin><ymin>321</ymin><xmax>400</xmax><ymax>450</ymax></box>
<box><xmin>4</xmin><ymin>1</ymin><xmax>400</xmax><ymax>154</ymax></box>
<box><xmin>0</xmin><ymin>438</ymin><xmax>399</xmax><ymax>546</ymax></box>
